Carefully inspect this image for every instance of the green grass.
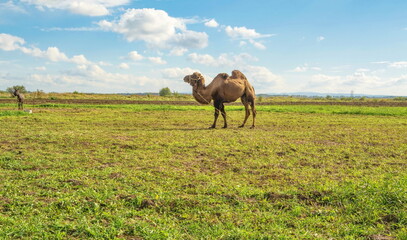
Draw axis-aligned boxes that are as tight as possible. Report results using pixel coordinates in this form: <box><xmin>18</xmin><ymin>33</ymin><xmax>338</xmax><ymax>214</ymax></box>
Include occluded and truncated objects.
<box><xmin>0</xmin><ymin>103</ymin><xmax>406</xmax><ymax>239</ymax></box>
<box><xmin>0</xmin><ymin>111</ymin><xmax>28</xmax><ymax>117</ymax></box>
<box><xmin>3</xmin><ymin>103</ymin><xmax>406</xmax><ymax>116</ymax></box>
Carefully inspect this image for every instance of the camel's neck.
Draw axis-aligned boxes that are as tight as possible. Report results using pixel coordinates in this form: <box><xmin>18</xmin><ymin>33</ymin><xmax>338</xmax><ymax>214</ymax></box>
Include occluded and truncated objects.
<box><xmin>192</xmin><ymin>84</ymin><xmax>213</xmax><ymax>104</ymax></box>
<box><xmin>15</xmin><ymin>92</ymin><xmax>23</xmax><ymax>100</ymax></box>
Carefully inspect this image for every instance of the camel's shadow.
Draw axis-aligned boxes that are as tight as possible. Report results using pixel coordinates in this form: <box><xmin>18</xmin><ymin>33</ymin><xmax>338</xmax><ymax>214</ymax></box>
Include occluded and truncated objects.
<box><xmin>145</xmin><ymin>126</ymin><xmax>253</xmax><ymax>132</ymax></box>
<box><xmin>145</xmin><ymin>127</ymin><xmax>214</xmax><ymax>132</ymax></box>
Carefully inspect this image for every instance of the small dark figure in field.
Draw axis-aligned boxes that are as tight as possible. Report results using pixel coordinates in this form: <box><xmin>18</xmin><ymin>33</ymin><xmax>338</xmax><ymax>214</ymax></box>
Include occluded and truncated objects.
<box><xmin>184</xmin><ymin>70</ymin><xmax>256</xmax><ymax>129</ymax></box>
<box><xmin>13</xmin><ymin>89</ymin><xmax>24</xmax><ymax>110</ymax></box>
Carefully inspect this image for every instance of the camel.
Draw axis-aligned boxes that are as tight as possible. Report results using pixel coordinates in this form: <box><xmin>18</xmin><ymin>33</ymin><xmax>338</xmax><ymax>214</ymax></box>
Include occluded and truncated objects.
<box><xmin>184</xmin><ymin>70</ymin><xmax>256</xmax><ymax>128</ymax></box>
<box><xmin>13</xmin><ymin>89</ymin><xmax>24</xmax><ymax>110</ymax></box>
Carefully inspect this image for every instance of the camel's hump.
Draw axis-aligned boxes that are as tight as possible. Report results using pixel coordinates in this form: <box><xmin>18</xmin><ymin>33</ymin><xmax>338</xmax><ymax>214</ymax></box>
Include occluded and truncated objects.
<box><xmin>231</xmin><ymin>70</ymin><xmax>247</xmax><ymax>80</ymax></box>
<box><xmin>216</xmin><ymin>73</ymin><xmax>229</xmax><ymax>80</ymax></box>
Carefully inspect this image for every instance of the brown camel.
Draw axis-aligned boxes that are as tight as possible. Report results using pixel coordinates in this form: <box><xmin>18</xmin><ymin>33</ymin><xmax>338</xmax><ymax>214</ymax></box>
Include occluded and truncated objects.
<box><xmin>13</xmin><ymin>89</ymin><xmax>24</xmax><ymax>110</ymax></box>
<box><xmin>184</xmin><ymin>70</ymin><xmax>256</xmax><ymax>128</ymax></box>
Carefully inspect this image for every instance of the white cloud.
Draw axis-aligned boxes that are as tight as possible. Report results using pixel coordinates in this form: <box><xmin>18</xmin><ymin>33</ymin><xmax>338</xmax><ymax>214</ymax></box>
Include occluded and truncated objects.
<box><xmin>68</xmin><ymin>1</ymin><xmax>110</xmax><ymax>16</ymax></box>
<box><xmin>187</xmin><ymin>53</ymin><xmax>216</xmax><ymax>66</ymax></box>
<box><xmin>371</xmin><ymin>60</ymin><xmax>407</xmax><ymax>70</ymax></box>
<box><xmin>291</xmin><ymin>64</ymin><xmax>321</xmax><ymax>72</ymax></box>
<box><xmin>128</xmin><ymin>51</ymin><xmax>144</xmax><ymax>61</ymax></box>
<box><xmin>388</xmin><ymin>61</ymin><xmax>407</xmax><ymax>68</ymax></box>
<box><xmin>292</xmin><ymin>66</ymin><xmax>308</xmax><ymax>73</ymax></box>
<box><xmin>249</xmin><ymin>39</ymin><xmax>266</xmax><ymax>50</ymax></box>
<box><xmin>35</xmin><ymin>66</ymin><xmax>46</xmax><ymax>71</ymax></box>
<box><xmin>169</xmin><ymin>47</ymin><xmax>188</xmax><ymax>56</ymax></box>
<box><xmin>317</xmin><ymin>36</ymin><xmax>325</xmax><ymax>42</ymax></box>
<box><xmin>224</xmin><ymin>26</ymin><xmax>273</xmax><ymax>50</ymax></box>
<box><xmin>71</xmin><ymin>54</ymin><xmax>91</xmax><ymax>65</ymax></box>
<box><xmin>0</xmin><ymin>1</ymin><xmax>27</xmax><ymax>13</ymax></box>
<box><xmin>307</xmin><ymin>71</ymin><xmax>385</xmax><ymax>93</ymax></box>
<box><xmin>371</xmin><ymin>61</ymin><xmax>390</xmax><ymax>65</ymax></box>
<box><xmin>98</xmin><ymin>8</ymin><xmax>208</xmax><ymax>51</ymax></box>
<box><xmin>21</xmin><ymin>46</ymin><xmax>92</xmax><ymax>64</ymax></box>
<box><xmin>19</xmin><ymin>45</ymin><xmax>70</xmax><ymax>62</ymax></box>
<box><xmin>204</xmin><ymin>19</ymin><xmax>219</xmax><ymax>28</ymax></box>
<box><xmin>167</xmin><ymin>30</ymin><xmax>208</xmax><ymax>49</ymax></box>
<box><xmin>148</xmin><ymin>57</ymin><xmax>167</xmax><ymax>65</ymax></box>
<box><xmin>98</xmin><ymin>8</ymin><xmax>184</xmax><ymax>43</ymax></box>
<box><xmin>31</xmin><ymin>74</ymin><xmax>56</xmax><ymax>84</ymax></box>
<box><xmin>20</xmin><ymin>0</ymin><xmax>129</xmax><ymax>16</ymax></box>
<box><xmin>161</xmin><ymin>67</ymin><xmax>200</xmax><ymax>79</ymax></box>
<box><xmin>240</xmin><ymin>65</ymin><xmax>282</xmax><ymax>87</ymax></box>
<box><xmin>308</xmin><ymin>74</ymin><xmax>340</xmax><ymax>89</ymax></box>
<box><xmin>391</xmin><ymin>75</ymin><xmax>407</xmax><ymax>85</ymax></box>
<box><xmin>98</xmin><ymin>61</ymin><xmax>112</xmax><ymax>66</ymax></box>
<box><xmin>30</xmin><ymin>63</ymin><xmax>160</xmax><ymax>92</ymax></box>
<box><xmin>40</xmin><ymin>27</ymin><xmax>100</xmax><ymax>32</ymax></box>
<box><xmin>343</xmin><ymin>71</ymin><xmax>381</xmax><ymax>86</ymax></box>
<box><xmin>0</xmin><ymin>33</ymin><xmax>92</xmax><ymax>65</ymax></box>
<box><xmin>128</xmin><ymin>50</ymin><xmax>170</xmax><ymax>65</ymax></box>
<box><xmin>119</xmin><ymin>63</ymin><xmax>130</xmax><ymax>69</ymax></box>
<box><xmin>225</xmin><ymin>26</ymin><xmax>272</xmax><ymax>39</ymax></box>
<box><xmin>187</xmin><ymin>52</ymin><xmax>258</xmax><ymax>67</ymax></box>
<box><xmin>44</xmin><ymin>47</ymin><xmax>69</xmax><ymax>62</ymax></box>
<box><xmin>0</xmin><ymin>33</ymin><xmax>25</xmax><ymax>51</ymax></box>
<box><xmin>355</xmin><ymin>68</ymin><xmax>370</xmax><ymax>72</ymax></box>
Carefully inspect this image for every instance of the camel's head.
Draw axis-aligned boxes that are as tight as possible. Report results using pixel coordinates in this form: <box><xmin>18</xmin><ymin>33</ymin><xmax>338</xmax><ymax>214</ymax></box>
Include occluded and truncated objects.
<box><xmin>184</xmin><ymin>72</ymin><xmax>205</xmax><ymax>87</ymax></box>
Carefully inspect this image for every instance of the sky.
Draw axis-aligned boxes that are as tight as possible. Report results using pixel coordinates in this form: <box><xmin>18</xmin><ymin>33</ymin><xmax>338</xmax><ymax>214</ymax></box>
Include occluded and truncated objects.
<box><xmin>0</xmin><ymin>0</ymin><xmax>407</xmax><ymax>96</ymax></box>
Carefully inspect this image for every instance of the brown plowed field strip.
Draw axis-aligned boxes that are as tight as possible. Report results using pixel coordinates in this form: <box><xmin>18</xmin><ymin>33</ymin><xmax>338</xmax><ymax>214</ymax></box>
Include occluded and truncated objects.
<box><xmin>1</xmin><ymin>98</ymin><xmax>406</xmax><ymax>107</ymax></box>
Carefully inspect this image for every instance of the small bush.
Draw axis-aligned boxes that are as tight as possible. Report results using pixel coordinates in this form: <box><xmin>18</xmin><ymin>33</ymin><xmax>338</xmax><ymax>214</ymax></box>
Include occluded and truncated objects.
<box><xmin>159</xmin><ymin>87</ymin><xmax>172</xmax><ymax>97</ymax></box>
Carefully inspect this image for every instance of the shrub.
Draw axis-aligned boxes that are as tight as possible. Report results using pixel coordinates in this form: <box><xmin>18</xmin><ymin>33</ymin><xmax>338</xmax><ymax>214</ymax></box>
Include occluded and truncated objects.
<box><xmin>159</xmin><ymin>87</ymin><xmax>172</xmax><ymax>97</ymax></box>
<box><xmin>6</xmin><ymin>85</ymin><xmax>27</xmax><ymax>96</ymax></box>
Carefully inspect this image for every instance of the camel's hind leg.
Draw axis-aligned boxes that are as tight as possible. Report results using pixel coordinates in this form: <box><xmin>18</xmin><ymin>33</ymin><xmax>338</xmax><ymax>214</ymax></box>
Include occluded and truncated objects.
<box><xmin>239</xmin><ymin>96</ymin><xmax>250</xmax><ymax>128</ymax></box>
<box><xmin>220</xmin><ymin>102</ymin><xmax>227</xmax><ymax>128</ymax></box>
<box><xmin>250</xmin><ymin>101</ymin><xmax>256</xmax><ymax>129</ymax></box>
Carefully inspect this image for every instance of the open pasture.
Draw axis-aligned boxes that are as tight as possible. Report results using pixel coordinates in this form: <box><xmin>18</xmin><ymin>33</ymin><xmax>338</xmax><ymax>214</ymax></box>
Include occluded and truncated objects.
<box><xmin>0</xmin><ymin>102</ymin><xmax>406</xmax><ymax>239</ymax></box>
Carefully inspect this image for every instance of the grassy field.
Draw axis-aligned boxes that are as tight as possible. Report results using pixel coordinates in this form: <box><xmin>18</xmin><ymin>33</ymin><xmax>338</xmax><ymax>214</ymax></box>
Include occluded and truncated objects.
<box><xmin>0</xmin><ymin>99</ymin><xmax>406</xmax><ymax>239</ymax></box>
<box><xmin>1</xmin><ymin>91</ymin><xmax>407</xmax><ymax>103</ymax></box>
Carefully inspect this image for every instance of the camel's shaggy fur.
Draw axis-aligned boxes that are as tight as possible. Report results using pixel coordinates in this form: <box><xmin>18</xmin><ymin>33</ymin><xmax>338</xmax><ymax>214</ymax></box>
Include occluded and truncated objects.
<box><xmin>184</xmin><ymin>70</ymin><xmax>256</xmax><ymax>128</ymax></box>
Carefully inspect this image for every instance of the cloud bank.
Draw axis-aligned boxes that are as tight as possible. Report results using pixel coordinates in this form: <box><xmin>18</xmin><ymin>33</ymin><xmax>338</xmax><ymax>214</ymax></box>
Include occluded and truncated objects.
<box><xmin>98</xmin><ymin>8</ymin><xmax>208</xmax><ymax>54</ymax></box>
<box><xmin>21</xmin><ymin>0</ymin><xmax>129</xmax><ymax>16</ymax></box>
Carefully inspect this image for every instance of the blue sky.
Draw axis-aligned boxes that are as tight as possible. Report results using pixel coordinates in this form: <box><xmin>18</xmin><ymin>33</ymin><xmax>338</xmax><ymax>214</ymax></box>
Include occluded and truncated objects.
<box><xmin>1</xmin><ymin>0</ymin><xmax>407</xmax><ymax>95</ymax></box>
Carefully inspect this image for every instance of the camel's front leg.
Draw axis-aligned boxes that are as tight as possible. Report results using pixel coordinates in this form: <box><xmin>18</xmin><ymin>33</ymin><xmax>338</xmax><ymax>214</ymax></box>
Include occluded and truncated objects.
<box><xmin>210</xmin><ymin>101</ymin><xmax>221</xmax><ymax>128</ymax></box>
